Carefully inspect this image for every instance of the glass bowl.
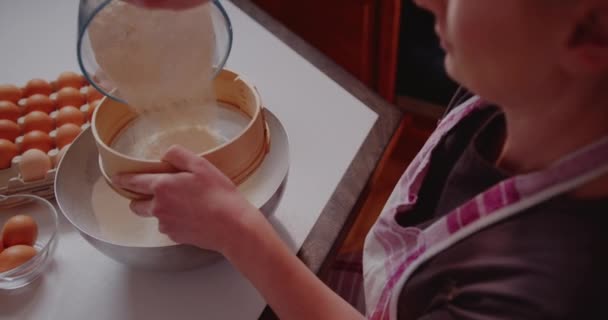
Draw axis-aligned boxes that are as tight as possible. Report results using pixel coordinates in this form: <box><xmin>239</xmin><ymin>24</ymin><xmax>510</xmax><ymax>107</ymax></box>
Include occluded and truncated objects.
<box><xmin>77</xmin><ymin>0</ymin><xmax>233</xmax><ymax>103</ymax></box>
<box><xmin>0</xmin><ymin>194</ymin><xmax>58</xmax><ymax>290</ymax></box>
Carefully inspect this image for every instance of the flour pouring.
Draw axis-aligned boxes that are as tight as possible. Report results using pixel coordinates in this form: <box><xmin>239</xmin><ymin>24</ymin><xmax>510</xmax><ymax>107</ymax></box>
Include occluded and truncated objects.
<box><xmin>86</xmin><ymin>0</ymin><xmax>221</xmax><ymax>159</ymax></box>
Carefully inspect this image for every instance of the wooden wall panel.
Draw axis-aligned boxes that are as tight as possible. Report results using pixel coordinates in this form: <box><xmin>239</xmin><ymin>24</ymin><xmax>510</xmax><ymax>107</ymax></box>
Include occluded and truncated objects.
<box><xmin>375</xmin><ymin>0</ymin><xmax>401</xmax><ymax>102</ymax></box>
<box><xmin>251</xmin><ymin>0</ymin><xmax>401</xmax><ymax>102</ymax></box>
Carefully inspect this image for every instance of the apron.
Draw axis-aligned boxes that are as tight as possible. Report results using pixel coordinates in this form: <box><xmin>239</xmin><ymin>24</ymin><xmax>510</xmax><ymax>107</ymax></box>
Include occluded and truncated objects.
<box><xmin>362</xmin><ymin>96</ymin><xmax>608</xmax><ymax>320</ymax></box>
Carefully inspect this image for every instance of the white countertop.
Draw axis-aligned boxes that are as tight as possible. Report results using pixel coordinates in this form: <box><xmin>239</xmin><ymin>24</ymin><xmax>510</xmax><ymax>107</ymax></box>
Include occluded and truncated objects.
<box><xmin>0</xmin><ymin>1</ymin><xmax>378</xmax><ymax>319</ymax></box>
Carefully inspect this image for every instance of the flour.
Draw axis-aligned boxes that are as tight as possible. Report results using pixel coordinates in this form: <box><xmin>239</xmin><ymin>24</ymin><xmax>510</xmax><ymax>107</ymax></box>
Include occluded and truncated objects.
<box><xmin>111</xmin><ymin>105</ymin><xmax>221</xmax><ymax>159</ymax></box>
<box><xmin>88</xmin><ymin>1</ymin><xmax>220</xmax><ymax>159</ymax></box>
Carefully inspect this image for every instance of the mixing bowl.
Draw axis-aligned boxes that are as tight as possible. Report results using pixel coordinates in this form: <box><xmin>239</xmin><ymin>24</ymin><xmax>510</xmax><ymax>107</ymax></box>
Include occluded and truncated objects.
<box><xmin>55</xmin><ymin>109</ymin><xmax>289</xmax><ymax>271</ymax></box>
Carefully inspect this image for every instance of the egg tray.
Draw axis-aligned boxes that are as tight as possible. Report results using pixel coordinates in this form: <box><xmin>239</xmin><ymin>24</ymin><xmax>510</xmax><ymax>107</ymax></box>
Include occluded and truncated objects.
<box><xmin>0</xmin><ymin>151</ymin><xmax>58</xmax><ymax>200</ymax></box>
<box><xmin>0</xmin><ymin>73</ymin><xmax>103</xmax><ymax>200</ymax></box>
<box><xmin>0</xmin><ymin>124</ymin><xmax>93</xmax><ymax>200</ymax></box>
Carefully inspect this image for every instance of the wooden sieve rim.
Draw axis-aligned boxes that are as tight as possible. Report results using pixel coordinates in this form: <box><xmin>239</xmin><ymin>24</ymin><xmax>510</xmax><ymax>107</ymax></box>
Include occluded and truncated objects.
<box><xmin>92</xmin><ymin>69</ymin><xmax>271</xmax><ymax>200</ymax></box>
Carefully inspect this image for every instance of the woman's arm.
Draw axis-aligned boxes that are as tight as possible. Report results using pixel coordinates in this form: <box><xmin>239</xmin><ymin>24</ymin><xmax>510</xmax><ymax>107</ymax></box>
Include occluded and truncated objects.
<box><xmin>225</xmin><ymin>209</ymin><xmax>365</xmax><ymax>320</ymax></box>
<box><xmin>114</xmin><ymin>146</ymin><xmax>364</xmax><ymax>320</ymax></box>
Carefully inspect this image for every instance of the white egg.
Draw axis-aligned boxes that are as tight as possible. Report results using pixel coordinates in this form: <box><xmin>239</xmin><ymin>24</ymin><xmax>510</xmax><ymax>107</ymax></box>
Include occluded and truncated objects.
<box><xmin>18</xmin><ymin>149</ymin><xmax>52</xmax><ymax>182</ymax></box>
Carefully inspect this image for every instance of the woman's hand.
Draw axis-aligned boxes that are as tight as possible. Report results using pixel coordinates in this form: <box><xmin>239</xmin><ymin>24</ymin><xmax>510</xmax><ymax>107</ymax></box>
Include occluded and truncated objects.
<box><xmin>112</xmin><ymin>145</ymin><xmax>259</xmax><ymax>254</ymax></box>
<box><xmin>127</xmin><ymin>0</ymin><xmax>210</xmax><ymax>10</ymax></box>
<box><xmin>114</xmin><ymin>145</ymin><xmax>364</xmax><ymax>320</ymax></box>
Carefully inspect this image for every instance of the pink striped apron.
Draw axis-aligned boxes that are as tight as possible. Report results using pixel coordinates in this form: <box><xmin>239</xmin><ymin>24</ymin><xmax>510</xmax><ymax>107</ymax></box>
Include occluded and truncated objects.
<box><xmin>362</xmin><ymin>96</ymin><xmax>608</xmax><ymax>319</ymax></box>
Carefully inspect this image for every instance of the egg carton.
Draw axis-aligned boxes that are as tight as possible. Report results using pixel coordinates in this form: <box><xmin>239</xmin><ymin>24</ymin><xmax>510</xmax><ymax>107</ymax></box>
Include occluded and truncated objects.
<box><xmin>0</xmin><ymin>73</ymin><xmax>104</xmax><ymax>200</ymax></box>
<box><xmin>0</xmin><ymin>165</ymin><xmax>56</xmax><ymax>200</ymax></box>
<box><xmin>0</xmin><ymin>123</ymin><xmax>93</xmax><ymax>201</ymax></box>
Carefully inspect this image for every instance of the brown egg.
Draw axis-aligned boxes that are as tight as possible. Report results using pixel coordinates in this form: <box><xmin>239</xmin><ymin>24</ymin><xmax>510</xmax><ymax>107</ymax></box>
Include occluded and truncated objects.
<box><xmin>55</xmin><ymin>87</ymin><xmax>85</xmax><ymax>108</ymax></box>
<box><xmin>56</xmin><ymin>106</ymin><xmax>85</xmax><ymax>127</ymax></box>
<box><xmin>0</xmin><ymin>119</ymin><xmax>20</xmax><ymax>142</ymax></box>
<box><xmin>24</xmin><ymin>94</ymin><xmax>55</xmax><ymax>114</ymax></box>
<box><xmin>0</xmin><ymin>84</ymin><xmax>23</xmax><ymax>103</ymax></box>
<box><xmin>56</xmin><ymin>72</ymin><xmax>85</xmax><ymax>90</ymax></box>
<box><xmin>55</xmin><ymin>123</ymin><xmax>81</xmax><ymax>149</ymax></box>
<box><xmin>22</xmin><ymin>111</ymin><xmax>54</xmax><ymax>133</ymax></box>
<box><xmin>84</xmin><ymin>86</ymin><xmax>104</xmax><ymax>103</ymax></box>
<box><xmin>0</xmin><ymin>245</ymin><xmax>37</xmax><ymax>273</ymax></box>
<box><xmin>1</xmin><ymin>215</ymin><xmax>38</xmax><ymax>247</ymax></box>
<box><xmin>24</xmin><ymin>79</ymin><xmax>53</xmax><ymax>97</ymax></box>
<box><xmin>0</xmin><ymin>101</ymin><xmax>21</xmax><ymax>122</ymax></box>
<box><xmin>18</xmin><ymin>149</ymin><xmax>52</xmax><ymax>181</ymax></box>
<box><xmin>0</xmin><ymin>139</ymin><xmax>18</xmax><ymax>169</ymax></box>
<box><xmin>20</xmin><ymin>130</ymin><xmax>53</xmax><ymax>153</ymax></box>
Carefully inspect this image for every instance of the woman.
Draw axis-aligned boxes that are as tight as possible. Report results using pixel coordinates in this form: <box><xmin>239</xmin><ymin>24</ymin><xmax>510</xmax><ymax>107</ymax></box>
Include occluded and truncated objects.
<box><xmin>116</xmin><ymin>0</ymin><xmax>608</xmax><ymax>318</ymax></box>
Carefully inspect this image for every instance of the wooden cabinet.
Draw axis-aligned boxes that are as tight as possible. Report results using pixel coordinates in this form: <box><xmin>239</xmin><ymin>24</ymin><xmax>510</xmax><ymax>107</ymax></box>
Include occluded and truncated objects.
<box><xmin>251</xmin><ymin>0</ymin><xmax>401</xmax><ymax>102</ymax></box>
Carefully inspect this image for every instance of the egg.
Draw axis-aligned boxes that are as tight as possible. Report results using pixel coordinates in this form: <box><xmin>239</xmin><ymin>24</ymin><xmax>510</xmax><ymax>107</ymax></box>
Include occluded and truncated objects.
<box><xmin>1</xmin><ymin>215</ymin><xmax>38</xmax><ymax>247</ymax></box>
<box><xmin>0</xmin><ymin>245</ymin><xmax>37</xmax><ymax>273</ymax></box>
<box><xmin>0</xmin><ymin>101</ymin><xmax>21</xmax><ymax>122</ymax></box>
<box><xmin>21</xmin><ymin>111</ymin><xmax>54</xmax><ymax>133</ymax></box>
<box><xmin>20</xmin><ymin>130</ymin><xmax>53</xmax><ymax>153</ymax></box>
<box><xmin>24</xmin><ymin>94</ymin><xmax>55</xmax><ymax>114</ymax></box>
<box><xmin>18</xmin><ymin>149</ymin><xmax>52</xmax><ymax>182</ymax></box>
<box><xmin>0</xmin><ymin>119</ymin><xmax>20</xmax><ymax>142</ymax></box>
<box><xmin>56</xmin><ymin>71</ymin><xmax>86</xmax><ymax>90</ymax></box>
<box><xmin>0</xmin><ymin>139</ymin><xmax>18</xmax><ymax>169</ymax></box>
<box><xmin>56</xmin><ymin>106</ymin><xmax>85</xmax><ymax>127</ymax></box>
<box><xmin>82</xmin><ymin>99</ymin><xmax>101</xmax><ymax>122</ymax></box>
<box><xmin>55</xmin><ymin>87</ymin><xmax>85</xmax><ymax>108</ymax></box>
<box><xmin>24</xmin><ymin>79</ymin><xmax>53</xmax><ymax>97</ymax></box>
<box><xmin>52</xmin><ymin>145</ymin><xmax>69</xmax><ymax>168</ymax></box>
<box><xmin>0</xmin><ymin>84</ymin><xmax>23</xmax><ymax>103</ymax></box>
<box><xmin>55</xmin><ymin>123</ymin><xmax>81</xmax><ymax>149</ymax></box>
<box><xmin>84</xmin><ymin>85</ymin><xmax>104</xmax><ymax>103</ymax></box>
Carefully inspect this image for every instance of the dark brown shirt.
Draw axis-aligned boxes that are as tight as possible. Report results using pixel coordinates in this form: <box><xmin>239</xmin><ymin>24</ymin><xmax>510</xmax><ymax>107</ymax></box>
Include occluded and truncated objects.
<box><xmin>396</xmin><ymin>107</ymin><xmax>608</xmax><ymax>319</ymax></box>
